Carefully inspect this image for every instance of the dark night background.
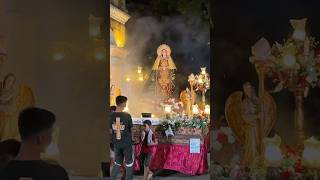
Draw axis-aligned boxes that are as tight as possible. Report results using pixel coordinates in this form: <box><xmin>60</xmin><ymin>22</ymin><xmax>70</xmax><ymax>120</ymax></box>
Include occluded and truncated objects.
<box><xmin>213</xmin><ymin>0</ymin><xmax>320</xmax><ymax>144</ymax></box>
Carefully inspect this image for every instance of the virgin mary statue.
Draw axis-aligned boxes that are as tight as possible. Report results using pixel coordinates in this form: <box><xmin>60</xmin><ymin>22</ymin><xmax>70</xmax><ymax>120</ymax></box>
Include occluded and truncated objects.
<box><xmin>152</xmin><ymin>44</ymin><xmax>177</xmax><ymax>99</ymax></box>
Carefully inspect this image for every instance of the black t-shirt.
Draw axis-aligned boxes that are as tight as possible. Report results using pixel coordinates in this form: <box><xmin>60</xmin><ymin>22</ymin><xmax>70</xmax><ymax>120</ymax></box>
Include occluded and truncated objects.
<box><xmin>0</xmin><ymin>160</ymin><xmax>69</xmax><ymax>180</ymax></box>
<box><xmin>110</xmin><ymin>112</ymin><xmax>133</xmax><ymax>147</ymax></box>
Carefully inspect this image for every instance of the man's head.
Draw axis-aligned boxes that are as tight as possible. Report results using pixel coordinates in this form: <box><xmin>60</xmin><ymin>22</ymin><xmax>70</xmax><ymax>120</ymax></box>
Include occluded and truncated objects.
<box><xmin>143</xmin><ymin>120</ymin><xmax>152</xmax><ymax>132</ymax></box>
<box><xmin>18</xmin><ymin>107</ymin><xmax>56</xmax><ymax>152</ymax></box>
<box><xmin>116</xmin><ymin>96</ymin><xmax>127</xmax><ymax>111</ymax></box>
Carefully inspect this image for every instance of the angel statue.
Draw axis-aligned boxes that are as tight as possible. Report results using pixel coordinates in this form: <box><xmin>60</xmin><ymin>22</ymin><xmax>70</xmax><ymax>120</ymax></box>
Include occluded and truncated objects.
<box><xmin>180</xmin><ymin>88</ymin><xmax>195</xmax><ymax>117</ymax></box>
<box><xmin>225</xmin><ymin>82</ymin><xmax>276</xmax><ymax>166</ymax></box>
<box><xmin>152</xmin><ymin>44</ymin><xmax>177</xmax><ymax>99</ymax></box>
<box><xmin>0</xmin><ymin>73</ymin><xmax>35</xmax><ymax>140</ymax></box>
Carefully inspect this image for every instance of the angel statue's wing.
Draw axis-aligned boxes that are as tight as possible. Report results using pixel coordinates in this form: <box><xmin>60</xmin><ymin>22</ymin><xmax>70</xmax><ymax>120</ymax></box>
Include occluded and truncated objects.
<box><xmin>16</xmin><ymin>84</ymin><xmax>35</xmax><ymax>112</ymax></box>
<box><xmin>262</xmin><ymin>92</ymin><xmax>277</xmax><ymax>136</ymax></box>
<box><xmin>225</xmin><ymin>91</ymin><xmax>245</xmax><ymax>143</ymax></box>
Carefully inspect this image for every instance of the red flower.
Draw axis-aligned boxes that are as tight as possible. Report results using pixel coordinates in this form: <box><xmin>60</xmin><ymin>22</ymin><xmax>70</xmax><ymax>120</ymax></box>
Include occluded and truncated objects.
<box><xmin>217</xmin><ymin>132</ymin><xmax>228</xmax><ymax>144</ymax></box>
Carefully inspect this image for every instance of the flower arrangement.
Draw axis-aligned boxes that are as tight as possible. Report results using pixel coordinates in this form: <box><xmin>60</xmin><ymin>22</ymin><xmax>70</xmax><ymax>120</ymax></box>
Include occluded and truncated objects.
<box><xmin>160</xmin><ymin>113</ymin><xmax>209</xmax><ymax>134</ymax></box>
<box><xmin>270</xmin><ymin>37</ymin><xmax>320</xmax><ymax>92</ymax></box>
<box><xmin>279</xmin><ymin>144</ymin><xmax>304</xmax><ymax>179</ymax></box>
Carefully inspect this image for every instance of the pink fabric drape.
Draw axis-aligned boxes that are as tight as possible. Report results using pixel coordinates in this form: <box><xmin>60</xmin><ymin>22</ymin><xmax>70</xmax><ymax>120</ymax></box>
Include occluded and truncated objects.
<box><xmin>134</xmin><ymin>143</ymin><xmax>208</xmax><ymax>175</ymax></box>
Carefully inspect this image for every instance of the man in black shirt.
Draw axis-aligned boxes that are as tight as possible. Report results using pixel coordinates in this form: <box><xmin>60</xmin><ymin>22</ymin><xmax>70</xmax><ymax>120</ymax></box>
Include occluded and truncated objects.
<box><xmin>110</xmin><ymin>96</ymin><xmax>134</xmax><ymax>180</ymax></box>
<box><xmin>0</xmin><ymin>107</ymin><xmax>69</xmax><ymax>180</ymax></box>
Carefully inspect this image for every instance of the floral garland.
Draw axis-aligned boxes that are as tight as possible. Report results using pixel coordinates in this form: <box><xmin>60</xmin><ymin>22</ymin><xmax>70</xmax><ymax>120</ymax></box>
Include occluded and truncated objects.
<box><xmin>160</xmin><ymin>114</ymin><xmax>209</xmax><ymax>133</ymax></box>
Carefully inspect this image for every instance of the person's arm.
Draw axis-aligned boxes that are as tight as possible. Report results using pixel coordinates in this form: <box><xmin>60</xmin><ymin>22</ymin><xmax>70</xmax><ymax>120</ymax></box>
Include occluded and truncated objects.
<box><xmin>128</xmin><ymin>115</ymin><xmax>134</xmax><ymax>142</ymax></box>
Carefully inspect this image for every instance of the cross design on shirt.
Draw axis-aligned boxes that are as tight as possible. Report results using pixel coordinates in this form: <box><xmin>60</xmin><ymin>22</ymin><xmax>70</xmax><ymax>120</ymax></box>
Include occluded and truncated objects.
<box><xmin>112</xmin><ymin>117</ymin><xmax>125</xmax><ymax>140</ymax></box>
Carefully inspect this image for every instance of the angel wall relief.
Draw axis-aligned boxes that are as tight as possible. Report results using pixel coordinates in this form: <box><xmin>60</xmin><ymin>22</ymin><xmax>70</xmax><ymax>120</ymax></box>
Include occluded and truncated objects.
<box><xmin>0</xmin><ymin>73</ymin><xmax>35</xmax><ymax>140</ymax></box>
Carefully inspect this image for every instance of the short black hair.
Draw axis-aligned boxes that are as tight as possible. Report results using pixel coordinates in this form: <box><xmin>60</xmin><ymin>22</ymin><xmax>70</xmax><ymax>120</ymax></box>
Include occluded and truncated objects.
<box><xmin>110</xmin><ymin>106</ymin><xmax>116</xmax><ymax>111</ymax></box>
<box><xmin>0</xmin><ymin>139</ymin><xmax>21</xmax><ymax>157</ymax></box>
<box><xmin>18</xmin><ymin>107</ymin><xmax>56</xmax><ymax>140</ymax></box>
<box><xmin>116</xmin><ymin>96</ymin><xmax>127</xmax><ymax>106</ymax></box>
<box><xmin>143</xmin><ymin>120</ymin><xmax>152</xmax><ymax>126</ymax></box>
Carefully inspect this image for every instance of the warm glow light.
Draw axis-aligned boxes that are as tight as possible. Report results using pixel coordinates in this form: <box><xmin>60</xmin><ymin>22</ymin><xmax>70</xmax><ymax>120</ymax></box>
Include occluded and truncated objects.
<box><xmin>126</xmin><ymin>77</ymin><xmax>131</xmax><ymax>82</ymax></box>
<box><xmin>197</xmin><ymin>78</ymin><xmax>204</xmax><ymax>84</ymax></box>
<box><xmin>151</xmin><ymin>114</ymin><xmax>155</xmax><ymax>118</ymax></box>
<box><xmin>204</xmin><ymin>105</ymin><xmax>210</xmax><ymax>114</ymax></box>
<box><xmin>138</xmin><ymin>76</ymin><xmax>144</xmax><ymax>81</ymax></box>
<box><xmin>137</xmin><ymin>66</ymin><xmax>142</xmax><ymax>74</ymax></box>
<box><xmin>282</xmin><ymin>54</ymin><xmax>296</xmax><ymax>68</ymax></box>
<box><xmin>164</xmin><ymin>105</ymin><xmax>172</xmax><ymax>114</ymax></box>
<box><xmin>192</xmin><ymin>105</ymin><xmax>199</xmax><ymax>114</ymax></box>
<box><xmin>201</xmin><ymin>67</ymin><xmax>206</xmax><ymax>75</ymax></box>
